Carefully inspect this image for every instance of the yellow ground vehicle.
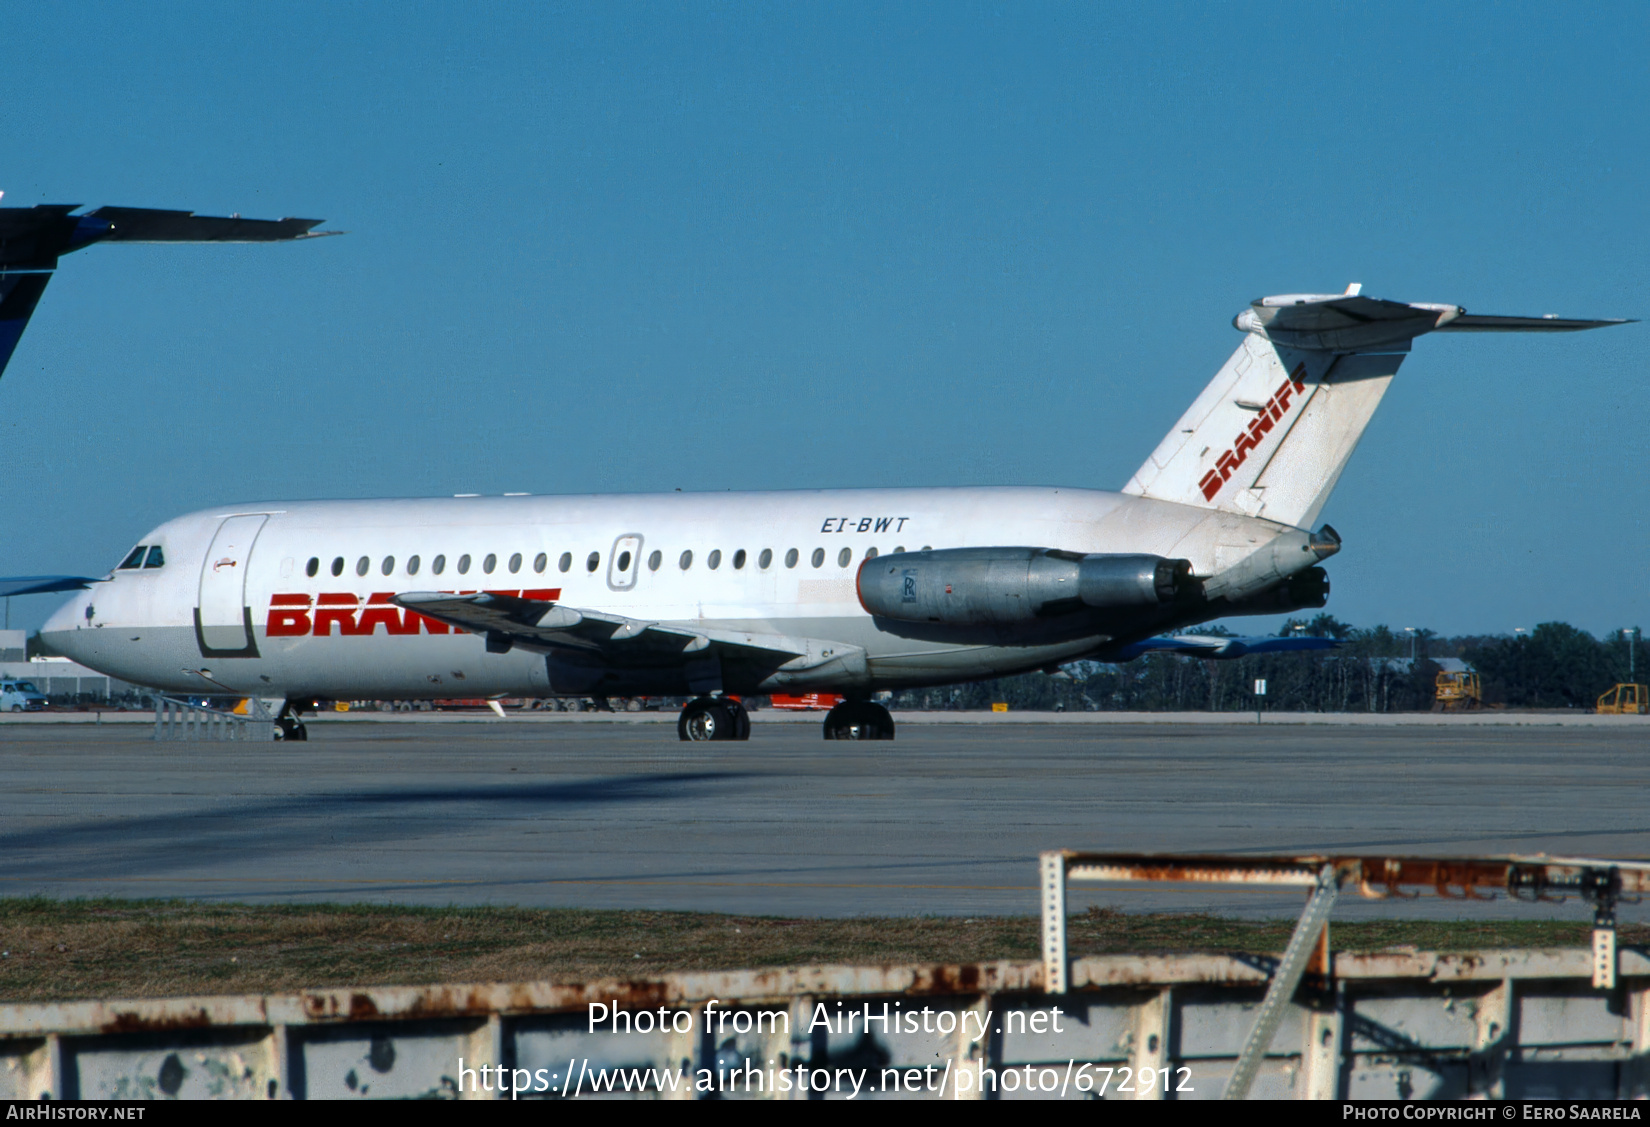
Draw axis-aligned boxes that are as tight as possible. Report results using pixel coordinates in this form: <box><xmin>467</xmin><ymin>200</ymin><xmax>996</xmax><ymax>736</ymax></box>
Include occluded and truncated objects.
<box><xmin>1434</xmin><ymin>671</ymin><xmax>1481</xmax><ymax>711</ymax></box>
<box><xmin>1596</xmin><ymin>684</ymin><xmax>1648</xmax><ymax>714</ymax></box>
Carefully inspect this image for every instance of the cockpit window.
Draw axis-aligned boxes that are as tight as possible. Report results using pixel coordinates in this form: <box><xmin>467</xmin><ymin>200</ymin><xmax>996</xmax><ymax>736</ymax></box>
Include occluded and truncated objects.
<box><xmin>143</xmin><ymin>546</ymin><xmax>165</xmax><ymax>569</ymax></box>
<box><xmin>118</xmin><ymin>546</ymin><xmax>147</xmax><ymax>570</ymax></box>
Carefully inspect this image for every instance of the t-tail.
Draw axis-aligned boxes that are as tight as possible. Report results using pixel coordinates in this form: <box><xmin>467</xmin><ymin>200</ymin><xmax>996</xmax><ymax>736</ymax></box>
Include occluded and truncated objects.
<box><xmin>0</xmin><ymin>199</ymin><xmax>337</xmax><ymax>384</ymax></box>
<box><xmin>1122</xmin><ymin>286</ymin><xmax>1629</xmax><ymax>530</ymax></box>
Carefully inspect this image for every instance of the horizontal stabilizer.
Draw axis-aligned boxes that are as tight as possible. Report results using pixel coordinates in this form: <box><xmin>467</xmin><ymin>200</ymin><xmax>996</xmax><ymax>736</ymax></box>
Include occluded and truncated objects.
<box><xmin>0</xmin><ymin>200</ymin><xmax>335</xmax><ymax>382</ymax></box>
<box><xmin>0</xmin><ymin>204</ymin><xmax>336</xmax><ymax>270</ymax></box>
<box><xmin>1434</xmin><ymin>313</ymin><xmax>1629</xmax><ymax>332</ymax></box>
<box><xmin>0</xmin><ymin>575</ymin><xmax>97</xmax><ymax>598</ymax></box>
<box><xmin>1233</xmin><ymin>291</ymin><xmax>1630</xmax><ymax>353</ymax></box>
<box><xmin>87</xmin><ymin>207</ymin><xmax>334</xmax><ymax>244</ymax></box>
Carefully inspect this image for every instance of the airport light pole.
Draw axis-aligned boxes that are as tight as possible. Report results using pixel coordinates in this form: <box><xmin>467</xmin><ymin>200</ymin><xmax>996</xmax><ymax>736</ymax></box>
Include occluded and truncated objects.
<box><xmin>1626</xmin><ymin>628</ymin><xmax>1641</xmax><ymax>683</ymax></box>
<box><xmin>1404</xmin><ymin>627</ymin><xmax>1418</xmax><ymax>665</ymax></box>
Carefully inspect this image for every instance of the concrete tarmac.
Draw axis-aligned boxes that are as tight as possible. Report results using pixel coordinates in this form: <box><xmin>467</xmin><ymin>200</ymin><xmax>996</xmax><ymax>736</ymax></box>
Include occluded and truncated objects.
<box><xmin>1</xmin><ymin>720</ymin><xmax>1646</xmax><ymax>921</ymax></box>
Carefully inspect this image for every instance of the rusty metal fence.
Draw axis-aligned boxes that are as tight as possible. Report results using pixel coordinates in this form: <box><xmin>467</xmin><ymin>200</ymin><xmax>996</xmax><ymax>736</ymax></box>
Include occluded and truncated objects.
<box><xmin>1041</xmin><ymin>851</ymin><xmax>1650</xmax><ymax>1099</ymax></box>
<box><xmin>1</xmin><ymin>947</ymin><xmax>1648</xmax><ymax>1099</ymax></box>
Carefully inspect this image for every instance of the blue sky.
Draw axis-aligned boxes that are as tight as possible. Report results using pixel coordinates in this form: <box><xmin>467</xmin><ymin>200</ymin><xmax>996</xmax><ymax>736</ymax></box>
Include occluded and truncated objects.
<box><xmin>1</xmin><ymin>3</ymin><xmax>1645</xmax><ymax>636</ymax></box>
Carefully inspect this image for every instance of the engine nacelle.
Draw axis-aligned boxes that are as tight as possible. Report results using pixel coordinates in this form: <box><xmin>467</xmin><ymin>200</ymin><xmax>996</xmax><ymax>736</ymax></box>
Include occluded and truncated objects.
<box><xmin>856</xmin><ymin>547</ymin><xmax>1195</xmax><ymax>627</ymax></box>
<box><xmin>1217</xmin><ymin>566</ymin><xmax>1331</xmax><ymax>616</ymax></box>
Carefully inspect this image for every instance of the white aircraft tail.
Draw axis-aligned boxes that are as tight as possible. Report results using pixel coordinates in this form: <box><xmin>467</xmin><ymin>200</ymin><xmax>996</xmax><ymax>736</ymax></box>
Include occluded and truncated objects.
<box><xmin>1122</xmin><ymin>288</ymin><xmax>1627</xmax><ymax>530</ymax></box>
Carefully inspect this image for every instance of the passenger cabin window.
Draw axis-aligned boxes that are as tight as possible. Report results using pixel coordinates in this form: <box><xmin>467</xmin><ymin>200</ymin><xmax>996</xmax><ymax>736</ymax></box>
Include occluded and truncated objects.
<box><xmin>811</xmin><ymin>548</ymin><xmax>825</xmax><ymax>568</ymax></box>
<box><xmin>732</xmin><ymin>549</ymin><xmax>746</xmax><ymax>570</ymax></box>
<box><xmin>144</xmin><ymin>546</ymin><xmax>165</xmax><ymax>568</ymax></box>
<box><xmin>457</xmin><ymin>554</ymin><xmax>471</xmax><ymax>575</ymax></box>
<box><xmin>306</xmin><ymin>557</ymin><xmax>320</xmax><ymax>578</ymax></box>
<box><xmin>759</xmin><ymin>548</ymin><xmax>772</xmax><ymax>569</ymax></box>
<box><xmin>509</xmin><ymin>553</ymin><xmax>522</xmax><ymax>574</ymax></box>
<box><xmin>707</xmin><ymin>550</ymin><xmax>721</xmax><ymax>570</ymax></box>
<box><xmin>483</xmin><ymin>553</ymin><xmax>496</xmax><ymax>574</ymax></box>
<box><xmin>534</xmin><ymin>552</ymin><xmax>547</xmax><ymax>573</ymax></box>
<box><xmin>679</xmin><ymin>550</ymin><xmax>693</xmax><ymax>570</ymax></box>
<box><xmin>407</xmin><ymin>555</ymin><xmax>421</xmax><ymax>576</ymax></box>
<box><xmin>118</xmin><ymin>546</ymin><xmax>147</xmax><ymax>570</ymax></box>
<box><xmin>838</xmin><ymin>548</ymin><xmax>852</xmax><ymax>568</ymax></box>
<box><xmin>331</xmin><ymin>557</ymin><xmax>345</xmax><ymax>577</ymax></box>
<box><xmin>865</xmin><ymin>547</ymin><xmax>878</xmax><ymax>560</ymax></box>
<box><xmin>432</xmin><ymin>554</ymin><xmax>446</xmax><ymax>575</ymax></box>
<box><xmin>356</xmin><ymin>556</ymin><xmax>370</xmax><ymax>577</ymax></box>
<box><xmin>617</xmin><ymin>550</ymin><xmax>632</xmax><ymax>572</ymax></box>
<box><xmin>381</xmin><ymin>556</ymin><xmax>394</xmax><ymax>576</ymax></box>
<box><xmin>559</xmin><ymin>552</ymin><xmax>572</xmax><ymax>573</ymax></box>
<box><xmin>586</xmin><ymin>551</ymin><xmax>600</xmax><ymax>572</ymax></box>
<box><xmin>785</xmin><ymin>548</ymin><xmax>799</xmax><ymax>569</ymax></box>
<box><xmin>648</xmin><ymin>550</ymin><xmax>661</xmax><ymax>571</ymax></box>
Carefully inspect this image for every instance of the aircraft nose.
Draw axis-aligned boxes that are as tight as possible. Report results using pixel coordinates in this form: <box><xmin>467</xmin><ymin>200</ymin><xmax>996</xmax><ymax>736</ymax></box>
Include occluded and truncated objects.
<box><xmin>39</xmin><ymin>590</ymin><xmax>93</xmax><ymax>658</ymax></box>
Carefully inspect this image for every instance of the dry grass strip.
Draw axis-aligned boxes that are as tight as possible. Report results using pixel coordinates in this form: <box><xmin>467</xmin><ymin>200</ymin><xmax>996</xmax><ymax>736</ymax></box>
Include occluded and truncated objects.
<box><xmin>0</xmin><ymin>899</ymin><xmax>1634</xmax><ymax>1003</ymax></box>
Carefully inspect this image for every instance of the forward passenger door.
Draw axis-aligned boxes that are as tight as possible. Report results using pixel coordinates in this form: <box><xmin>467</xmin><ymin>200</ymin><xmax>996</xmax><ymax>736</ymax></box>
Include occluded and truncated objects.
<box><xmin>196</xmin><ymin>514</ymin><xmax>269</xmax><ymax>657</ymax></box>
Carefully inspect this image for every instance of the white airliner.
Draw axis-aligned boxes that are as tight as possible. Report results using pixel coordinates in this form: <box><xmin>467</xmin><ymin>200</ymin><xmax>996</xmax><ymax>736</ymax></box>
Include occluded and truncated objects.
<box><xmin>33</xmin><ymin>287</ymin><xmax>1625</xmax><ymax>740</ymax></box>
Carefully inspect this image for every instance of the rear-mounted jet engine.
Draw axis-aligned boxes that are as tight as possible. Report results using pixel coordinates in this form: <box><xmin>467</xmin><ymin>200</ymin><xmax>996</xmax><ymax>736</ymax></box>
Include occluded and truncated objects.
<box><xmin>856</xmin><ymin>547</ymin><xmax>1196</xmax><ymax>627</ymax></box>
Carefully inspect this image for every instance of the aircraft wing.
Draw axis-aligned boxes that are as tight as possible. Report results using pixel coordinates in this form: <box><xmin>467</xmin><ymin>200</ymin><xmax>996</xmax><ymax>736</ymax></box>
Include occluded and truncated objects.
<box><xmin>392</xmin><ymin>591</ymin><xmax>864</xmax><ymax>675</ymax></box>
<box><xmin>1107</xmin><ymin>633</ymin><xmax>1340</xmax><ymax>661</ymax></box>
<box><xmin>0</xmin><ymin>575</ymin><xmax>99</xmax><ymax>598</ymax></box>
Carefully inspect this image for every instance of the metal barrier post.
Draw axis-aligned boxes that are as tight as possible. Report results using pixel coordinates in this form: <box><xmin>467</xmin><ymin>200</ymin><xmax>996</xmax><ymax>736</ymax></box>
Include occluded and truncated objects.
<box><xmin>1587</xmin><ymin>867</ymin><xmax>1622</xmax><ymax>990</ymax></box>
<box><xmin>1040</xmin><ymin>851</ymin><xmax>1068</xmax><ymax>994</ymax></box>
<box><xmin>1223</xmin><ymin>864</ymin><xmax>1339</xmax><ymax>1100</ymax></box>
<box><xmin>154</xmin><ymin>696</ymin><xmax>277</xmax><ymax>742</ymax></box>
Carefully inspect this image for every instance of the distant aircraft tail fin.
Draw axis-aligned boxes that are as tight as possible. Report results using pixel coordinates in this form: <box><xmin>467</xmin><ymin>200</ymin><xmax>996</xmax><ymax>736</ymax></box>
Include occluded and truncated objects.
<box><xmin>0</xmin><ymin>202</ymin><xmax>334</xmax><ymax>384</ymax></box>
<box><xmin>1122</xmin><ymin>288</ymin><xmax>1628</xmax><ymax>530</ymax></box>
<box><xmin>0</xmin><ymin>272</ymin><xmax>51</xmax><ymax>384</ymax></box>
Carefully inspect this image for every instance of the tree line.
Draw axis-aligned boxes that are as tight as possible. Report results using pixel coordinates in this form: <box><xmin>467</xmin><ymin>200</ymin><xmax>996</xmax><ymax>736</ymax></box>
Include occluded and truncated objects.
<box><xmin>886</xmin><ymin>617</ymin><xmax>1648</xmax><ymax>713</ymax></box>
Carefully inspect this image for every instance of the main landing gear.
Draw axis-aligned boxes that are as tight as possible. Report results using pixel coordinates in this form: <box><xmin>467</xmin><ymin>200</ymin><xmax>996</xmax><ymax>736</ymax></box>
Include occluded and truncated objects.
<box><xmin>678</xmin><ymin>696</ymin><xmax>752</xmax><ymax>741</ymax></box>
<box><xmin>822</xmin><ymin>700</ymin><xmax>895</xmax><ymax>741</ymax></box>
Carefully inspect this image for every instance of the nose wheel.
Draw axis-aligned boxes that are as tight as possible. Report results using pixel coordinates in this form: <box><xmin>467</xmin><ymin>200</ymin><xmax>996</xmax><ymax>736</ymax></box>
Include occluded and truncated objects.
<box><xmin>823</xmin><ymin>700</ymin><xmax>895</xmax><ymax>740</ymax></box>
<box><xmin>274</xmin><ymin>700</ymin><xmax>309</xmax><ymax>742</ymax></box>
<box><xmin>678</xmin><ymin>696</ymin><xmax>751</xmax><ymax>741</ymax></box>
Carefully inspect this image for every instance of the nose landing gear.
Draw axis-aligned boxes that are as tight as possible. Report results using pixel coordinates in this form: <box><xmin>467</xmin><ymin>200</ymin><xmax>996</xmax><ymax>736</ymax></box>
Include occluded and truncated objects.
<box><xmin>822</xmin><ymin>700</ymin><xmax>895</xmax><ymax>740</ymax></box>
<box><xmin>274</xmin><ymin>700</ymin><xmax>309</xmax><ymax>742</ymax></box>
<box><xmin>677</xmin><ymin>695</ymin><xmax>751</xmax><ymax>741</ymax></box>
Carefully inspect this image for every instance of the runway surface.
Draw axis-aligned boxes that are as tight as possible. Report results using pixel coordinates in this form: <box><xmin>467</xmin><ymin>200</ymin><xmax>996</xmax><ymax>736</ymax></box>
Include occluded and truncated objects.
<box><xmin>2</xmin><ymin>720</ymin><xmax>1646</xmax><ymax>920</ymax></box>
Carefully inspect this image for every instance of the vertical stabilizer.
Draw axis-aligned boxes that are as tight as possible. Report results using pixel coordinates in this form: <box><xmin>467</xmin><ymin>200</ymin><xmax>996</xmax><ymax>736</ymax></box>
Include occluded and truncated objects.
<box><xmin>1122</xmin><ymin>290</ymin><xmax>1627</xmax><ymax>530</ymax></box>
<box><xmin>0</xmin><ymin>273</ymin><xmax>51</xmax><ymax>381</ymax></box>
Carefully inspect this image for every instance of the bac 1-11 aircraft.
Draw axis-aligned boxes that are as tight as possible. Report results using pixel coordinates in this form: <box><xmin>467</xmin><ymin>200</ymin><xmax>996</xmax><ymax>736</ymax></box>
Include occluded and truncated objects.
<box><xmin>0</xmin><ymin>202</ymin><xmax>1626</xmax><ymax>740</ymax></box>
